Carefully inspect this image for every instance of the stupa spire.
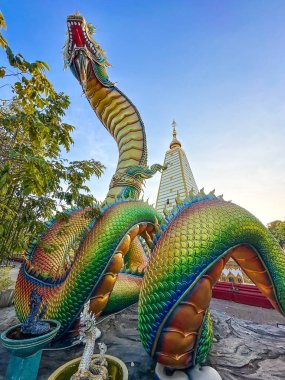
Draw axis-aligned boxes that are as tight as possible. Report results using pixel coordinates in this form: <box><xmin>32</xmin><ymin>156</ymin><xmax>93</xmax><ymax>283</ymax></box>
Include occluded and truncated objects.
<box><xmin>170</xmin><ymin>119</ymin><xmax>182</xmax><ymax>149</ymax></box>
<box><xmin>156</xmin><ymin>120</ymin><xmax>198</xmax><ymax>214</ymax></box>
<box><xmin>172</xmin><ymin>120</ymin><xmax>177</xmax><ymax>137</ymax></box>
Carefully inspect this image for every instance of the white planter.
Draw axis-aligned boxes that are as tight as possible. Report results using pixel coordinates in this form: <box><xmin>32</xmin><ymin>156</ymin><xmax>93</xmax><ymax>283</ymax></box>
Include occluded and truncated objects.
<box><xmin>48</xmin><ymin>354</ymin><xmax>128</xmax><ymax>380</ymax></box>
<box><xmin>0</xmin><ymin>289</ymin><xmax>14</xmax><ymax>308</ymax></box>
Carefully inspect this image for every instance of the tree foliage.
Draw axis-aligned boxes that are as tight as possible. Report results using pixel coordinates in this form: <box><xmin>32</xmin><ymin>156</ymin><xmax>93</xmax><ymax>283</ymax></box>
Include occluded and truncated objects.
<box><xmin>267</xmin><ymin>220</ymin><xmax>285</xmax><ymax>248</ymax></box>
<box><xmin>0</xmin><ymin>11</ymin><xmax>105</xmax><ymax>263</ymax></box>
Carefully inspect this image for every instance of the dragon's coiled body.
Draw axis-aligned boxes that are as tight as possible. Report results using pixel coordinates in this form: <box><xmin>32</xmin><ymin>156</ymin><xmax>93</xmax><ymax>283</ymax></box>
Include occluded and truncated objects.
<box><xmin>15</xmin><ymin>201</ymin><xmax>163</xmax><ymax>338</ymax></box>
<box><xmin>14</xmin><ymin>14</ymin><xmax>285</xmax><ymax>371</ymax></box>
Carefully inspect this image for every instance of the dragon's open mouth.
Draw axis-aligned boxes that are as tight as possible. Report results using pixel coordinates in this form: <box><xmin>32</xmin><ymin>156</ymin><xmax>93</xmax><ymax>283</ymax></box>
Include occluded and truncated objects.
<box><xmin>66</xmin><ymin>15</ymin><xmax>92</xmax><ymax>55</ymax></box>
<box><xmin>64</xmin><ymin>13</ymin><xmax>112</xmax><ymax>88</ymax></box>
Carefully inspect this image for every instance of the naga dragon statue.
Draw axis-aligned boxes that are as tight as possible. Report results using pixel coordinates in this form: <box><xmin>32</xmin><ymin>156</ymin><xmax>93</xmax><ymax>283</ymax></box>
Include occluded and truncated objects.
<box><xmin>20</xmin><ymin>289</ymin><xmax>50</xmax><ymax>336</ymax></box>
<box><xmin>14</xmin><ymin>13</ymin><xmax>285</xmax><ymax>379</ymax></box>
<box><xmin>71</xmin><ymin>301</ymin><xmax>108</xmax><ymax>380</ymax></box>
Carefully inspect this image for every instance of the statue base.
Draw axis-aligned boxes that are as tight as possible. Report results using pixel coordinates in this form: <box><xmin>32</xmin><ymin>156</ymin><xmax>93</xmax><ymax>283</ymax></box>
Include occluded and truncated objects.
<box><xmin>154</xmin><ymin>363</ymin><xmax>222</xmax><ymax>380</ymax></box>
<box><xmin>5</xmin><ymin>350</ymin><xmax>43</xmax><ymax>380</ymax></box>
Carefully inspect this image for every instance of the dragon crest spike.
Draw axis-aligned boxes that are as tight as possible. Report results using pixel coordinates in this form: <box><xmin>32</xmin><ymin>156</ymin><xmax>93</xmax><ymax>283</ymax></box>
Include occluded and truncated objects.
<box><xmin>199</xmin><ymin>187</ymin><xmax>205</xmax><ymax>196</ymax></box>
<box><xmin>189</xmin><ymin>187</ymin><xmax>195</xmax><ymax>197</ymax></box>
<box><xmin>163</xmin><ymin>205</ymin><xmax>170</xmax><ymax>217</ymax></box>
<box><xmin>175</xmin><ymin>191</ymin><xmax>183</xmax><ymax>206</ymax></box>
<box><xmin>82</xmin><ymin>299</ymin><xmax>90</xmax><ymax>315</ymax></box>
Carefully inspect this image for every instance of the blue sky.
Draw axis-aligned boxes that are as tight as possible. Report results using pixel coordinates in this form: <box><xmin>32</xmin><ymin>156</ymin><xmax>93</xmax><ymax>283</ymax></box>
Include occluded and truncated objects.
<box><xmin>1</xmin><ymin>0</ymin><xmax>285</xmax><ymax>224</ymax></box>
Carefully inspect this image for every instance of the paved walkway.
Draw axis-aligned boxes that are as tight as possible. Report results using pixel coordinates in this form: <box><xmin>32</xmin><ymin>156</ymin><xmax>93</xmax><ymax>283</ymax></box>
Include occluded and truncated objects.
<box><xmin>210</xmin><ymin>298</ymin><xmax>285</xmax><ymax>325</ymax></box>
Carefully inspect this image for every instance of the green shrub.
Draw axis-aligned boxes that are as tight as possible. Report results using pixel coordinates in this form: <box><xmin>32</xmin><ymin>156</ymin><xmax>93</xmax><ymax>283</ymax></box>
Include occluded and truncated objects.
<box><xmin>0</xmin><ymin>267</ymin><xmax>12</xmax><ymax>292</ymax></box>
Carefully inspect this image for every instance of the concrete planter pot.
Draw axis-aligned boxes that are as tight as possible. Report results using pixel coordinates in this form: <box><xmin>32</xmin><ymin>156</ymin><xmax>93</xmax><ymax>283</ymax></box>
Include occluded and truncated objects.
<box><xmin>1</xmin><ymin>320</ymin><xmax>60</xmax><ymax>380</ymax></box>
<box><xmin>48</xmin><ymin>354</ymin><xmax>128</xmax><ymax>380</ymax></box>
<box><xmin>0</xmin><ymin>289</ymin><xmax>14</xmax><ymax>308</ymax></box>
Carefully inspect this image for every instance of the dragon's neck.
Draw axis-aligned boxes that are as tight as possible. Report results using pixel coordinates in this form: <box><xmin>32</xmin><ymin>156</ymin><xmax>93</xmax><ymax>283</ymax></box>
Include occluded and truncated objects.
<box><xmin>84</xmin><ymin>71</ymin><xmax>147</xmax><ymax>202</ymax></box>
<box><xmin>79</xmin><ymin>329</ymin><xmax>96</xmax><ymax>371</ymax></box>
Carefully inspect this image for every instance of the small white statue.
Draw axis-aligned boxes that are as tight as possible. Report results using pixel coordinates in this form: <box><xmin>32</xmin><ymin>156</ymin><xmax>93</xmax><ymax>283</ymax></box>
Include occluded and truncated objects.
<box><xmin>70</xmin><ymin>301</ymin><xmax>108</xmax><ymax>380</ymax></box>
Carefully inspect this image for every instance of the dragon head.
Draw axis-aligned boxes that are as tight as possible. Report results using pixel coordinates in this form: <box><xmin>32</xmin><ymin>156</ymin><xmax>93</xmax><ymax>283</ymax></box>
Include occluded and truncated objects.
<box><xmin>64</xmin><ymin>13</ymin><xmax>113</xmax><ymax>88</ymax></box>
<box><xmin>79</xmin><ymin>301</ymin><xmax>96</xmax><ymax>339</ymax></box>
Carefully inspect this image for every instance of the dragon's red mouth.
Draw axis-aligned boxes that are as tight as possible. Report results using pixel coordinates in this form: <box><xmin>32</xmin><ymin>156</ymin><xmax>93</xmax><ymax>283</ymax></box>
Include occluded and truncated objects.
<box><xmin>67</xmin><ymin>18</ymin><xmax>85</xmax><ymax>48</ymax></box>
<box><xmin>66</xmin><ymin>16</ymin><xmax>97</xmax><ymax>58</ymax></box>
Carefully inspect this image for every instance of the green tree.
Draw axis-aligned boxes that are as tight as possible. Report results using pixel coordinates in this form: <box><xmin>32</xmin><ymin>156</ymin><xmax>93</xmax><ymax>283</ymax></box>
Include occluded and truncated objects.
<box><xmin>0</xmin><ymin>12</ymin><xmax>105</xmax><ymax>264</ymax></box>
<box><xmin>267</xmin><ymin>220</ymin><xmax>285</xmax><ymax>248</ymax></box>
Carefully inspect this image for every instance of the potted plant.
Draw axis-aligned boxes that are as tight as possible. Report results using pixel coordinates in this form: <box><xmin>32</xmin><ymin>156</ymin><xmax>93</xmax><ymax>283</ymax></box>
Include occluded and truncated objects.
<box><xmin>1</xmin><ymin>290</ymin><xmax>60</xmax><ymax>380</ymax></box>
<box><xmin>48</xmin><ymin>353</ymin><xmax>128</xmax><ymax>380</ymax></box>
<box><xmin>48</xmin><ymin>301</ymin><xmax>128</xmax><ymax>380</ymax></box>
